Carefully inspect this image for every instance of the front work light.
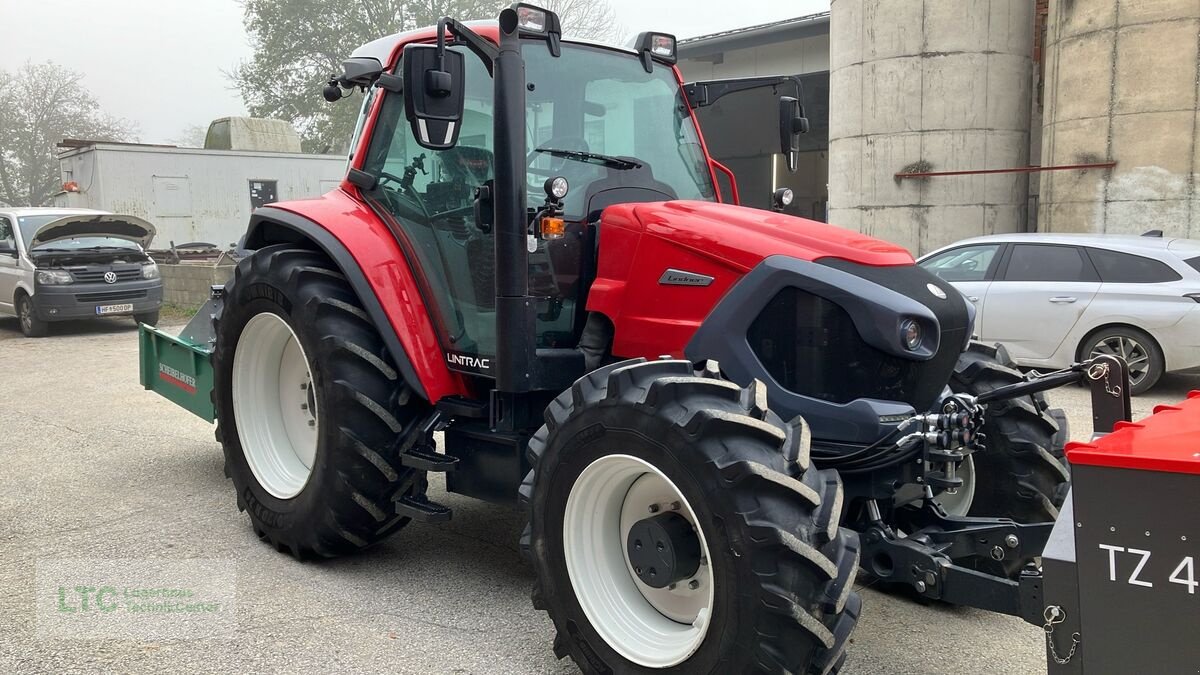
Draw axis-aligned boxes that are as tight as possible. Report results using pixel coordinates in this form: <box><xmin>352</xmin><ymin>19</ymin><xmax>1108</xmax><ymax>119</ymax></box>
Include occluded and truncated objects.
<box><xmin>772</xmin><ymin>187</ymin><xmax>794</xmax><ymax>212</ymax></box>
<box><xmin>545</xmin><ymin>176</ymin><xmax>569</xmax><ymax>201</ymax></box>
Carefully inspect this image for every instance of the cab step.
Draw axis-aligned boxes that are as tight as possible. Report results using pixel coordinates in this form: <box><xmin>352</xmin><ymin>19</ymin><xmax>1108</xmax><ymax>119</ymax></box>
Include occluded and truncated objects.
<box><xmin>400</xmin><ymin>445</ymin><xmax>459</xmax><ymax>472</ymax></box>
<box><xmin>394</xmin><ymin>494</ymin><xmax>452</xmax><ymax>523</ymax></box>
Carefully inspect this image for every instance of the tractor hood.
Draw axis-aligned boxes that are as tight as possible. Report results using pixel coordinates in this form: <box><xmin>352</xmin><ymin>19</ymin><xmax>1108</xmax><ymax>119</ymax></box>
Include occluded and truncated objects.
<box><xmin>622</xmin><ymin>201</ymin><xmax>914</xmax><ymax>270</ymax></box>
<box><xmin>30</xmin><ymin>214</ymin><xmax>157</xmax><ymax>250</ymax></box>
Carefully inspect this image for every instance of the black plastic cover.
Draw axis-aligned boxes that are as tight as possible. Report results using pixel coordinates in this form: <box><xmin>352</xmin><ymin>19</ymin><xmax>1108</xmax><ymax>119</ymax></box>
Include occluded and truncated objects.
<box><xmin>685</xmin><ymin>255</ymin><xmax>970</xmax><ymax>444</ymax></box>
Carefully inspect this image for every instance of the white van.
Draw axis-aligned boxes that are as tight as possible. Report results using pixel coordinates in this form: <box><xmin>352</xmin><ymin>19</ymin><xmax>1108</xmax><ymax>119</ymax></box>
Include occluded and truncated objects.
<box><xmin>0</xmin><ymin>208</ymin><xmax>163</xmax><ymax>337</ymax></box>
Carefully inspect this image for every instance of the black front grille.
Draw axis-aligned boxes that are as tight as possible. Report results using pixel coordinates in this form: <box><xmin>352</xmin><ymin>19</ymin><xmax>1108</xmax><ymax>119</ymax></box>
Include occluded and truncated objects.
<box><xmin>70</xmin><ymin>266</ymin><xmax>142</xmax><ymax>283</ymax></box>
<box><xmin>747</xmin><ymin>267</ymin><xmax>968</xmax><ymax>414</ymax></box>
<box><xmin>76</xmin><ymin>289</ymin><xmax>147</xmax><ymax>303</ymax></box>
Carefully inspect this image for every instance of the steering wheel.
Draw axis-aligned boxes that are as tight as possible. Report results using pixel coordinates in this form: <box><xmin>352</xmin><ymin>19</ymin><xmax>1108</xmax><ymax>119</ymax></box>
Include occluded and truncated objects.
<box><xmin>378</xmin><ymin>170</ymin><xmax>431</xmax><ymax>221</ymax></box>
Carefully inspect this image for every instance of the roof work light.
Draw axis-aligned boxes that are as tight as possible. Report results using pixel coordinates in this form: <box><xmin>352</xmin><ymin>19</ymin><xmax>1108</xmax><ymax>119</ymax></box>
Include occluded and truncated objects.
<box><xmin>510</xmin><ymin>3</ymin><xmax>563</xmax><ymax>54</ymax></box>
<box><xmin>634</xmin><ymin>32</ymin><xmax>678</xmax><ymax>72</ymax></box>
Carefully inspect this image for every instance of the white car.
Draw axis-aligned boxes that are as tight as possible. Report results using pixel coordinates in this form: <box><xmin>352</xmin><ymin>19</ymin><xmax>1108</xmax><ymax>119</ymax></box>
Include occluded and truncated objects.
<box><xmin>0</xmin><ymin>208</ymin><xmax>162</xmax><ymax>337</ymax></box>
<box><xmin>918</xmin><ymin>233</ymin><xmax>1200</xmax><ymax>394</ymax></box>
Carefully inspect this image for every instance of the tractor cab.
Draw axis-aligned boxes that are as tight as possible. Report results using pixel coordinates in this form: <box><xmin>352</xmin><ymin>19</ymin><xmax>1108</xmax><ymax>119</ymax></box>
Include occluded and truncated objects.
<box><xmin>330</xmin><ymin>7</ymin><xmax>807</xmax><ymax>385</ymax></box>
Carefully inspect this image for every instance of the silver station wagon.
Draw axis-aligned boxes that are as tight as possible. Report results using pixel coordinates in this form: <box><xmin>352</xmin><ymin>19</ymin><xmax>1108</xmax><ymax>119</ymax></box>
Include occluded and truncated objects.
<box><xmin>919</xmin><ymin>233</ymin><xmax>1200</xmax><ymax>394</ymax></box>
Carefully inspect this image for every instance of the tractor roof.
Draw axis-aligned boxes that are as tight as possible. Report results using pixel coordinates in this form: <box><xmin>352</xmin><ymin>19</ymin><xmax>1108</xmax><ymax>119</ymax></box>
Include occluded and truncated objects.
<box><xmin>348</xmin><ymin>21</ymin><xmax>637</xmax><ymax>69</ymax></box>
<box><xmin>350</xmin><ymin>21</ymin><xmax>499</xmax><ymax>67</ymax></box>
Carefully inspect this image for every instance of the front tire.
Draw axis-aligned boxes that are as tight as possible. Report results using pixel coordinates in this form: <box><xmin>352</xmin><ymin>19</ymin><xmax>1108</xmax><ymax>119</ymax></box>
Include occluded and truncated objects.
<box><xmin>522</xmin><ymin>359</ymin><xmax>860</xmax><ymax>674</ymax></box>
<box><xmin>949</xmin><ymin>343</ymin><xmax>1069</xmax><ymax>523</ymax></box>
<box><xmin>17</xmin><ymin>294</ymin><xmax>48</xmax><ymax>337</ymax></box>
<box><xmin>213</xmin><ymin>245</ymin><xmax>430</xmax><ymax>558</ymax></box>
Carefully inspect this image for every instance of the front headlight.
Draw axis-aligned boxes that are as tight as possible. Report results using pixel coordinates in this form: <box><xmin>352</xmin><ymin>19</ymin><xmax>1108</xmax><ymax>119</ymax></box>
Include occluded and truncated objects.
<box><xmin>900</xmin><ymin>318</ymin><xmax>923</xmax><ymax>351</ymax></box>
<box><xmin>142</xmin><ymin>262</ymin><xmax>160</xmax><ymax>279</ymax></box>
<box><xmin>35</xmin><ymin>269</ymin><xmax>73</xmax><ymax>285</ymax></box>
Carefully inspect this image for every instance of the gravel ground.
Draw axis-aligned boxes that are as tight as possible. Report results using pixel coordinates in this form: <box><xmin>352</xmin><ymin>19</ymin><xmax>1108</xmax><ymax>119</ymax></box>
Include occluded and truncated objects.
<box><xmin>1</xmin><ymin>316</ymin><xmax>1195</xmax><ymax>673</ymax></box>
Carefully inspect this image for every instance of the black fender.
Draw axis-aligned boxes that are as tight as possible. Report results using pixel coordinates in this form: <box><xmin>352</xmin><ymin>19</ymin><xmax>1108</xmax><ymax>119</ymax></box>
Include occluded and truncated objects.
<box><xmin>243</xmin><ymin>206</ymin><xmax>428</xmax><ymax>401</ymax></box>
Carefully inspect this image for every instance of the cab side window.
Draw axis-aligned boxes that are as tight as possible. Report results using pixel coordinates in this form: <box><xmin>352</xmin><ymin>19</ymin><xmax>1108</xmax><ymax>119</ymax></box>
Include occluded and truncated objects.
<box><xmin>0</xmin><ymin>217</ymin><xmax>16</xmax><ymax>253</ymax></box>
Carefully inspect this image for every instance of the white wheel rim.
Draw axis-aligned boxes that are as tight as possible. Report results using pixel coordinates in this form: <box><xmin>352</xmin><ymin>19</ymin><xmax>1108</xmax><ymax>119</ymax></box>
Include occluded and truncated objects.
<box><xmin>232</xmin><ymin>312</ymin><xmax>319</xmax><ymax>499</ymax></box>
<box><xmin>563</xmin><ymin>454</ymin><xmax>714</xmax><ymax>668</ymax></box>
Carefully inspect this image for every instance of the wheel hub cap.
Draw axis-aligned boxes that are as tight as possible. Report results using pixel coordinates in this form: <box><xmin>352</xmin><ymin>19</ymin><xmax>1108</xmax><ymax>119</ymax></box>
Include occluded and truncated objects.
<box><xmin>626</xmin><ymin>512</ymin><xmax>701</xmax><ymax>589</ymax></box>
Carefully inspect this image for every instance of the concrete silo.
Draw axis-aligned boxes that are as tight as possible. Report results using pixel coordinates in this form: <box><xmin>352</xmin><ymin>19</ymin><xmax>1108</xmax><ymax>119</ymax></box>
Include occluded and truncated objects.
<box><xmin>828</xmin><ymin>0</ymin><xmax>1035</xmax><ymax>255</ymax></box>
<box><xmin>1039</xmin><ymin>0</ymin><xmax>1200</xmax><ymax>237</ymax></box>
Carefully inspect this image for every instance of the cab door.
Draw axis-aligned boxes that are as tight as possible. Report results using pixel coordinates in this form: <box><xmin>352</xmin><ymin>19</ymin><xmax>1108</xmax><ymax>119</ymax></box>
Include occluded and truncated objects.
<box><xmin>981</xmin><ymin>243</ymin><xmax>1101</xmax><ymax>362</ymax></box>
<box><xmin>0</xmin><ymin>215</ymin><xmax>20</xmax><ymax>316</ymax></box>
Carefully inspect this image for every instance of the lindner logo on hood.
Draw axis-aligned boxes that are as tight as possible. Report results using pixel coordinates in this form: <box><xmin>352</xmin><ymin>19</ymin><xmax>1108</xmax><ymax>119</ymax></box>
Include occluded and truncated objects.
<box><xmin>927</xmin><ymin>283</ymin><xmax>947</xmax><ymax>300</ymax></box>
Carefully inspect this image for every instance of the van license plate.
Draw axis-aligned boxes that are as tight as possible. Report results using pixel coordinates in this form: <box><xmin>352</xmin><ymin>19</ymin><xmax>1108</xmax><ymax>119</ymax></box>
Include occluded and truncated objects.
<box><xmin>96</xmin><ymin>304</ymin><xmax>134</xmax><ymax>315</ymax></box>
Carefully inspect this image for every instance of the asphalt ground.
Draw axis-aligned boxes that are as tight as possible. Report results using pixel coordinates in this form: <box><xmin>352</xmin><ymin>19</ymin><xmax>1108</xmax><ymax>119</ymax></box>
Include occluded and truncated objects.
<box><xmin>1</xmin><ymin>316</ymin><xmax>1195</xmax><ymax>673</ymax></box>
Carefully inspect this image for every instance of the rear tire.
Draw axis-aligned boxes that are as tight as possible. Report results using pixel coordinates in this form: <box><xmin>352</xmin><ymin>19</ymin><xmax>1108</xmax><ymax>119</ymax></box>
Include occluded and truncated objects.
<box><xmin>950</xmin><ymin>343</ymin><xmax>1069</xmax><ymax>523</ymax></box>
<box><xmin>522</xmin><ymin>359</ymin><xmax>860</xmax><ymax>674</ymax></box>
<box><xmin>134</xmin><ymin>310</ymin><xmax>160</xmax><ymax>326</ymax></box>
<box><xmin>17</xmin><ymin>294</ymin><xmax>48</xmax><ymax>338</ymax></box>
<box><xmin>213</xmin><ymin>245</ymin><xmax>430</xmax><ymax>559</ymax></box>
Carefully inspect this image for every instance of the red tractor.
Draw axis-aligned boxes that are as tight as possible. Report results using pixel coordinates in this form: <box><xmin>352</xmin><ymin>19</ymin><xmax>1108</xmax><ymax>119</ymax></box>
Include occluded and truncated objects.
<box><xmin>142</xmin><ymin>5</ymin><xmax>1100</xmax><ymax>671</ymax></box>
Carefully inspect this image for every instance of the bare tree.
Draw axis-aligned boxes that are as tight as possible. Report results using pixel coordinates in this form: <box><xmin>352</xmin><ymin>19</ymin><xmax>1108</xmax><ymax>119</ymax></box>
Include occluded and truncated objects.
<box><xmin>233</xmin><ymin>0</ymin><xmax>623</xmax><ymax>154</ymax></box>
<box><xmin>170</xmin><ymin>124</ymin><xmax>211</xmax><ymax>148</ymax></box>
<box><xmin>0</xmin><ymin>62</ymin><xmax>135</xmax><ymax>207</ymax></box>
<box><xmin>543</xmin><ymin>0</ymin><xmax>625</xmax><ymax>43</ymax></box>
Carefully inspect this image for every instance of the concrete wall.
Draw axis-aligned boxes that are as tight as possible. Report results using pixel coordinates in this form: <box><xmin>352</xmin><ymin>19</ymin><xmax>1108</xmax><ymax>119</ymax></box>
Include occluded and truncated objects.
<box><xmin>55</xmin><ymin>145</ymin><xmax>346</xmax><ymax>248</ymax></box>
<box><xmin>159</xmin><ymin>263</ymin><xmax>235</xmax><ymax>307</ymax></box>
<box><xmin>1039</xmin><ymin>0</ymin><xmax>1200</xmax><ymax>237</ymax></box>
<box><xmin>828</xmin><ymin>0</ymin><xmax>1035</xmax><ymax>255</ymax></box>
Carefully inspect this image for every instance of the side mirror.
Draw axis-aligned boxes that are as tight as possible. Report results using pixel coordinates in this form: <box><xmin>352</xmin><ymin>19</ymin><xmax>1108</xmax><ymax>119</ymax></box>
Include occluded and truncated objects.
<box><xmin>779</xmin><ymin>96</ymin><xmax>808</xmax><ymax>173</ymax></box>
<box><xmin>402</xmin><ymin>44</ymin><xmax>466</xmax><ymax>150</ymax></box>
<box><xmin>0</xmin><ymin>246</ymin><xmax>17</xmax><ymax>258</ymax></box>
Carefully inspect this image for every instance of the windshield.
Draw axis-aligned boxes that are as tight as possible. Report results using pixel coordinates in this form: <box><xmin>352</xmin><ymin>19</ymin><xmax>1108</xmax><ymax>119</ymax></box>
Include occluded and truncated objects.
<box><xmin>357</xmin><ymin>41</ymin><xmax>714</xmax><ymax>360</ymax></box>
<box><xmin>524</xmin><ymin>43</ymin><xmax>715</xmax><ymax>217</ymax></box>
<box><xmin>17</xmin><ymin>215</ymin><xmax>141</xmax><ymax>251</ymax></box>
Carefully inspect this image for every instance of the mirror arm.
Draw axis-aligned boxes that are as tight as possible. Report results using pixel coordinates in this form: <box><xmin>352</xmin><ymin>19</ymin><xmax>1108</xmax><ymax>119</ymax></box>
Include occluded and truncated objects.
<box><xmin>684</xmin><ymin>74</ymin><xmax>804</xmax><ymax>108</ymax></box>
<box><xmin>437</xmin><ymin>17</ymin><xmax>499</xmax><ymax>75</ymax></box>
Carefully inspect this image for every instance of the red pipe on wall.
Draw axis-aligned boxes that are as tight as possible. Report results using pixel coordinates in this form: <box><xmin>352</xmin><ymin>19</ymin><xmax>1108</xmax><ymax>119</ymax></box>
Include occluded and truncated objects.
<box><xmin>894</xmin><ymin>161</ymin><xmax>1117</xmax><ymax>180</ymax></box>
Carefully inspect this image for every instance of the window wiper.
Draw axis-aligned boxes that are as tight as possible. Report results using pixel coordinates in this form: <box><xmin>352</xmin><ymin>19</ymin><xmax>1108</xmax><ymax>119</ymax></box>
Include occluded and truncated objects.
<box><xmin>535</xmin><ymin>148</ymin><xmax>643</xmax><ymax>170</ymax></box>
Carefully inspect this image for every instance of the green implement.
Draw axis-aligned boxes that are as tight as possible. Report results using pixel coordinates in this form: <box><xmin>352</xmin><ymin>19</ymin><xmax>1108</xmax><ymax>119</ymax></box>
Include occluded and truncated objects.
<box><xmin>138</xmin><ymin>295</ymin><xmax>220</xmax><ymax>421</ymax></box>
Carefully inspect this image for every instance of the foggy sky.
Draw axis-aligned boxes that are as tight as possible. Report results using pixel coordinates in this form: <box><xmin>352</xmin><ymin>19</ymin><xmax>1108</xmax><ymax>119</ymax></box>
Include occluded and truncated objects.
<box><xmin>1</xmin><ymin>0</ymin><xmax>830</xmax><ymax>144</ymax></box>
